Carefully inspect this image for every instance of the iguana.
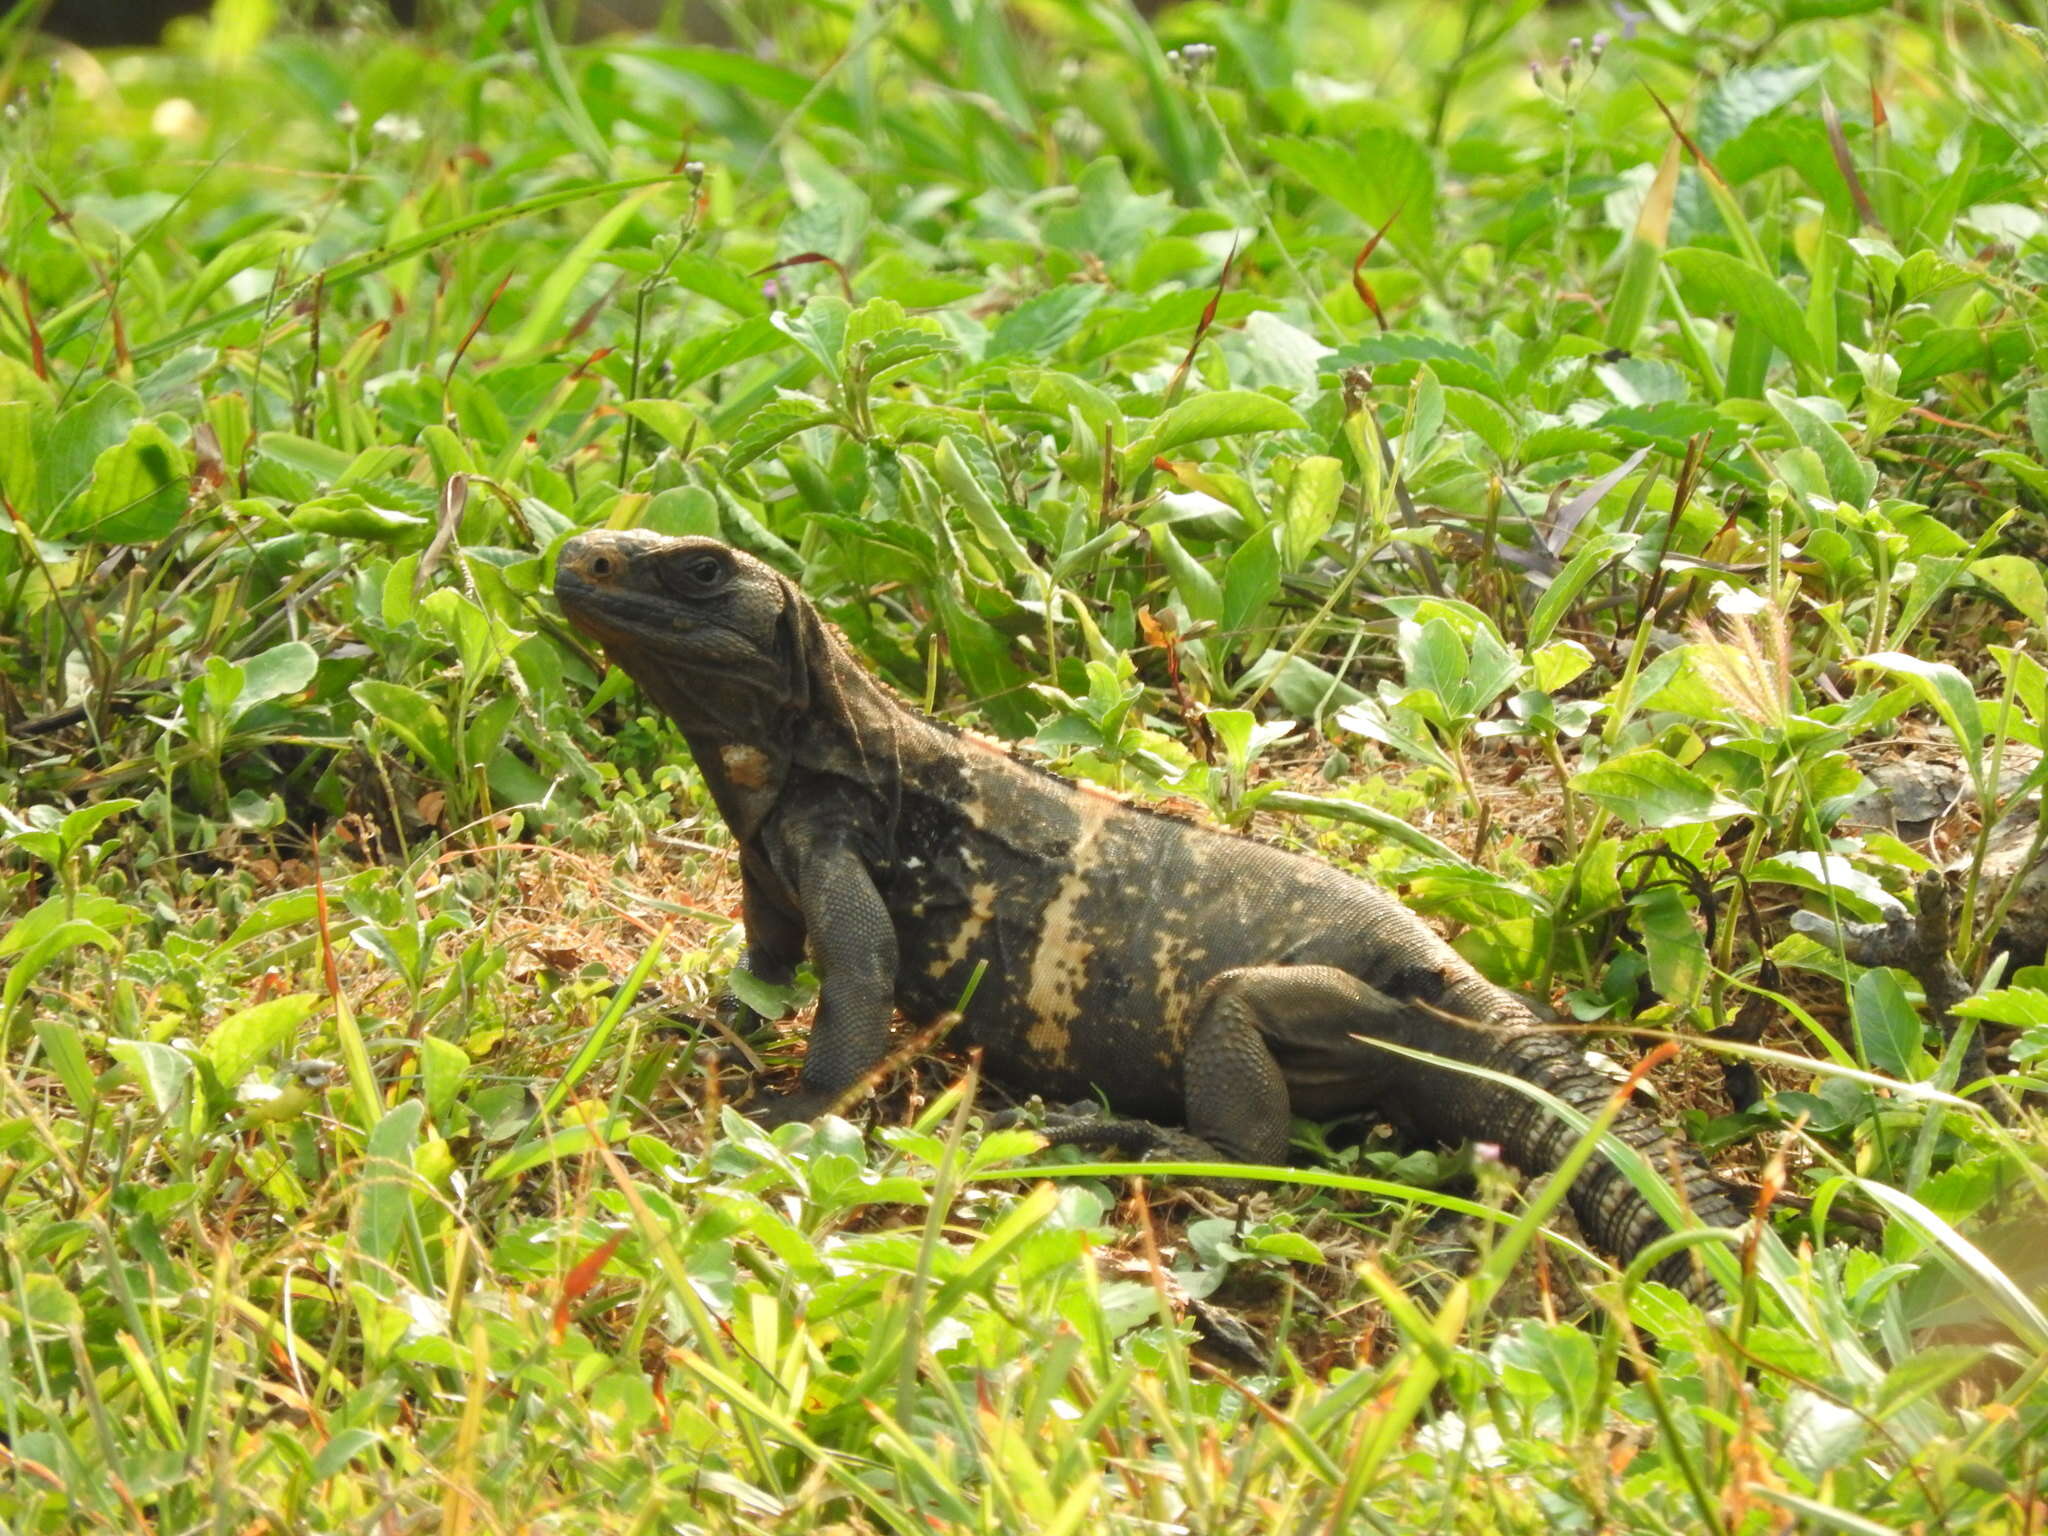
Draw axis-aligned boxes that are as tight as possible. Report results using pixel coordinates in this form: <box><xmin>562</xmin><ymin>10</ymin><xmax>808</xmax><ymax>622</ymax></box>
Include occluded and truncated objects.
<box><xmin>555</xmin><ymin>530</ymin><xmax>1745</xmax><ymax>1298</ymax></box>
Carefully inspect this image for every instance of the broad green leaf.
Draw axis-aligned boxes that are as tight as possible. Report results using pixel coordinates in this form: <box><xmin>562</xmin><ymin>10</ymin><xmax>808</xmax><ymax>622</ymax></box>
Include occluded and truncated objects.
<box><xmin>1950</xmin><ymin>987</ymin><xmax>2048</xmax><ymax>1027</ymax></box>
<box><xmin>1221</xmin><ymin>526</ymin><xmax>1282</xmax><ymax>645</ymax></box>
<box><xmin>987</xmin><ymin>285</ymin><xmax>1106</xmax><ymax>360</ymax></box>
<box><xmin>1666</xmin><ymin>247</ymin><xmax>1823</xmax><ymax>374</ymax></box>
<box><xmin>723</xmin><ymin>396</ymin><xmax>838</xmax><ymax>473</ymax></box>
<box><xmin>2026</xmin><ymin>389</ymin><xmax>2048</xmax><ymax>459</ymax></box>
<box><xmin>1750</xmin><ymin>851</ymin><xmax>1894</xmax><ymax>922</ymax></box>
<box><xmin>1852</xmin><ymin>653</ymin><xmax>1985</xmax><ymax>771</ymax></box>
<box><xmin>235</xmin><ymin>641</ymin><xmax>319</xmax><ymax>722</ymax></box>
<box><xmin>57</xmin><ymin>420</ymin><xmax>188</xmax><ymax>542</ymax></box>
<box><xmin>351</xmin><ymin>680</ymin><xmax>459</xmax><ymax>783</ymax></box>
<box><xmin>621</xmin><ymin>399</ymin><xmax>705</xmax><ymax>455</ymax></box>
<box><xmin>1276</xmin><ymin>455</ymin><xmax>1342</xmax><ymax>566</ymax></box>
<box><xmin>36</xmin><ymin>382</ymin><xmax>139</xmax><ymax>519</ymax></box>
<box><xmin>1532</xmin><ymin>639</ymin><xmax>1594</xmax><ymax>693</ymax></box>
<box><xmin>1143</xmin><ymin>390</ymin><xmax>1307</xmax><ymax>462</ymax></box>
<box><xmin>1970</xmin><ymin>555</ymin><xmax>2048</xmax><ymax>629</ymax></box>
<box><xmin>1526</xmin><ymin>532</ymin><xmax>1635</xmax><ymax>647</ymax></box>
<box><xmin>420</xmin><ymin>1036</ymin><xmax>470</xmax><ymax>1124</ymax></box>
<box><xmin>1852</xmin><ymin>966</ymin><xmax>1926</xmax><ymax>1079</ymax></box>
<box><xmin>290</xmin><ymin>493</ymin><xmax>429</xmax><ymax>541</ymax></box>
<box><xmin>1569</xmin><ymin>748</ymin><xmax>1752</xmax><ymax>828</ymax></box>
<box><xmin>0</xmin><ymin>892</ymin><xmax>137</xmax><ymax>958</ymax></box>
<box><xmin>357</xmin><ymin>1098</ymin><xmax>426</xmax><ymax>1271</ymax></box>
<box><xmin>2</xmin><ymin>919</ymin><xmax>122</xmax><ymax>1013</ymax></box>
<box><xmin>1769</xmin><ymin>391</ymin><xmax>1876</xmax><ymax>507</ymax></box>
<box><xmin>1262</xmin><ymin>131</ymin><xmax>1434</xmax><ymax>254</ymax></box>
<box><xmin>1636</xmin><ymin>884</ymin><xmax>1708</xmax><ymax>1005</ymax></box>
<box><xmin>109</xmin><ymin>1038</ymin><xmax>195</xmax><ymax>1118</ymax></box>
<box><xmin>33</xmin><ymin>1019</ymin><xmax>97</xmax><ymax>1115</ymax></box>
<box><xmin>207</xmin><ymin>993</ymin><xmax>322</xmax><ymax>1088</ymax></box>
<box><xmin>1147</xmin><ymin>523</ymin><xmax>1223</xmax><ymax>625</ymax></box>
<box><xmin>1982</xmin><ymin>450</ymin><xmax>2048</xmax><ymax>500</ymax></box>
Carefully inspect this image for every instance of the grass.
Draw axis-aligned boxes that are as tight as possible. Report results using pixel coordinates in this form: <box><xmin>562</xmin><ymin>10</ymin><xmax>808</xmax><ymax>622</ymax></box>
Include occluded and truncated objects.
<box><xmin>2</xmin><ymin>0</ymin><xmax>2046</xmax><ymax>1529</ymax></box>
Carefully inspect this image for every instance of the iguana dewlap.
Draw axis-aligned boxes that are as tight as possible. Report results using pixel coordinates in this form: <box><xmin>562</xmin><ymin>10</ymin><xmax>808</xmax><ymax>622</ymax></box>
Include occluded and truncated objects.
<box><xmin>555</xmin><ymin>530</ymin><xmax>1742</xmax><ymax>1299</ymax></box>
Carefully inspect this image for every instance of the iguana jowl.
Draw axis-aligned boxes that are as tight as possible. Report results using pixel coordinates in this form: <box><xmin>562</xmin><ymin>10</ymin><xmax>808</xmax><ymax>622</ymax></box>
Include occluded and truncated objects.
<box><xmin>556</xmin><ymin>531</ymin><xmax>1743</xmax><ymax>1297</ymax></box>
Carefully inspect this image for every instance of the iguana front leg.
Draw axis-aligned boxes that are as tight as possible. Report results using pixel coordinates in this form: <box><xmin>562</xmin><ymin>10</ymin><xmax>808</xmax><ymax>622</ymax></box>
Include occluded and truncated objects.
<box><xmin>746</xmin><ymin>831</ymin><xmax>898</xmax><ymax>1127</ymax></box>
<box><xmin>716</xmin><ymin>860</ymin><xmax>808</xmax><ymax>1035</ymax></box>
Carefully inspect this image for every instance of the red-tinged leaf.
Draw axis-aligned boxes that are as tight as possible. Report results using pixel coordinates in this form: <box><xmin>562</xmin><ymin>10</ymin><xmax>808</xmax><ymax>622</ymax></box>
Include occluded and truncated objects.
<box><xmin>15</xmin><ymin>275</ymin><xmax>46</xmax><ymax>379</ymax></box>
<box><xmin>552</xmin><ymin>1232</ymin><xmax>624</xmax><ymax>1343</ymax></box>
<box><xmin>751</xmin><ymin>251</ymin><xmax>853</xmax><ymax>301</ymax></box>
<box><xmin>1819</xmin><ymin>89</ymin><xmax>1879</xmax><ymax>228</ymax></box>
<box><xmin>1870</xmin><ymin>82</ymin><xmax>1888</xmax><ymax>130</ymax></box>
<box><xmin>1350</xmin><ymin>199</ymin><xmax>1405</xmax><ymax>331</ymax></box>
<box><xmin>1645</xmin><ymin>86</ymin><xmax>1728</xmax><ymax>190</ymax></box>
<box><xmin>1164</xmin><ymin>238</ymin><xmax>1238</xmax><ymax>403</ymax></box>
<box><xmin>450</xmin><ymin>267</ymin><xmax>514</xmax><ymax>379</ymax></box>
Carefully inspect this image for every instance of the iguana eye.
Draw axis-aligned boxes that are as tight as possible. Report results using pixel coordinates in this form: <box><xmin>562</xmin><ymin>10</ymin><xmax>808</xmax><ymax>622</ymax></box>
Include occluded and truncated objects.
<box><xmin>686</xmin><ymin>555</ymin><xmax>724</xmax><ymax>587</ymax></box>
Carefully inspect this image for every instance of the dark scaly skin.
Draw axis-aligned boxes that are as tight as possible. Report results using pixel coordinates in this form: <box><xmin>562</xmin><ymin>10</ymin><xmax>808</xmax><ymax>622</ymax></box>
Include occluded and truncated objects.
<box><xmin>555</xmin><ymin>531</ymin><xmax>1743</xmax><ymax>1299</ymax></box>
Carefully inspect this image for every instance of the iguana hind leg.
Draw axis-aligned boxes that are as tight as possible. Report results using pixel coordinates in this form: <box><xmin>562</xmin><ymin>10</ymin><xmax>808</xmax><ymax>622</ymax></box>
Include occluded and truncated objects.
<box><xmin>1041</xmin><ymin>965</ymin><xmax>1413</xmax><ymax>1183</ymax></box>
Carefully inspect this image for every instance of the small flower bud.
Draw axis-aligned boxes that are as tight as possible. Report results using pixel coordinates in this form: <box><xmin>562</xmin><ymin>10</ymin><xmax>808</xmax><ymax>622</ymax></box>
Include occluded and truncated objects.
<box><xmin>684</xmin><ymin>159</ymin><xmax>705</xmax><ymax>186</ymax></box>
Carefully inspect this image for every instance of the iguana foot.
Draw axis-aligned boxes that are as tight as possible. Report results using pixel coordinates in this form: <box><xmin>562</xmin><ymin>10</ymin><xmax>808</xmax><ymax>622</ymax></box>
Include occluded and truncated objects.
<box><xmin>741</xmin><ymin>1086</ymin><xmax>846</xmax><ymax>1129</ymax></box>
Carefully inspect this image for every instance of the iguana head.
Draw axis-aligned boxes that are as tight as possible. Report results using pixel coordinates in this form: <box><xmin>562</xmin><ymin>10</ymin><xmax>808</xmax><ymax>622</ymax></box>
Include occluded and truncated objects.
<box><xmin>554</xmin><ymin>532</ymin><xmax>915</xmax><ymax>839</ymax></box>
<box><xmin>553</xmin><ymin>531</ymin><xmax>838</xmax><ymax>734</ymax></box>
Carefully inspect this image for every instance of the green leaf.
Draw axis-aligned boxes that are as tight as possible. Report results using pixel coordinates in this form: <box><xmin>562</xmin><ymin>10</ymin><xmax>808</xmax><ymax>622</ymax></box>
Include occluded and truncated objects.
<box><xmin>723</xmin><ymin>396</ymin><xmax>839</xmax><ymax>473</ymax></box>
<box><xmin>1142</xmin><ymin>390</ymin><xmax>1307</xmax><ymax>463</ymax></box>
<box><xmin>56</xmin><ymin>420</ymin><xmax>189</xmax><ymax>542</ymax></box>
<box><xmin>207</xmin><ymin>993</ymin><xmax>322</xmax><ymax>1088</ymax></box>
<box><xmin>290</xmin><ymin>493</ymin><xmax>430</xmax><ymax>542</ymax></box>
<box><xmin>1769</xmin><ymin>391</ymin><xmax>1876</xmax><ymax>507</ymax></box>
<box><xmin>1148</xmin><ymin>523</ymin><xmax>1223</xmax><ymax>625</ymax></box>
<box><xmin>1971</xmin><ymin>555</ymin><xmax>2048</xmax><ymax>629</ymax></box>
<box><xmin>1526</xmin><ymin>532</ymin><xmax>1635</xmax><ymax>648</ymax></box>
<box><xmin>351</xmin><ymin>680</ymin><xmax>459</xmax><ymax>783</ymax></box>
<box><xmin>234</xmin><ymin>641</ymin><xmax>319</xmax><ymax>722</ymax></box>
<box><xmin>1750</xmin><ymin>852</ymin><xmax>1894</xmax><ymax>922</ymax></box>
<box><xmin>621</xmin><ymin>399</ymin><xmax>705</xmax><ymax>455</ymax></box>
<box><xmin>419</xmin><ymin>1036</ymin><xmax>470</xmax><ymax>1124</ymax></box>
<box><xmin>2</xmin><ymin>918</ymin><xmax>122</xmax><ymax>1014</ymax></box>
<box><xmin>1852</xmin><ymin>653</ymin><xmax>1985</xmax><ymax>771</ymax></box>
<box><xmin>1852</xmin><ymin>967</ymin><xmax>1926</xmax><ymax>1079</ymax></box>
<box><xmin>1262</xmin><ymin>130</ymin><xmax>1434</xmax><ymax>254</ymax></box>
<box><xmin>358</xmin><ymin>1098</ymin><xmax>426</xmax><ymax>1272</ymax></box>
<box><xmin>987</xmin><ymin>285</ymin><xmax>1106</xmax><ymax>360</ymax></box>
<box><xmin>1277</xmin><ymin>455</ymin><xmax>1342</xmax><ymax>566</ymax></box>
<box><xmin>36</xmin><ymin>382</ymin><xmax>139</xmax><ymax>519</ymax></box>
<box><xmin>2026</xmin><ymin>389</ymin><xmax>2048</xmax><ymax>460</ymax></box>
<box><xmin>109</xmin><ymin>1038</ymin><xmax>195</xmax><ymax>1118</ymax></box>
<box><xmin>1221</xmin><ymin>526</ymin><xmax>1282</xmax><ymax>646</ymax></box>
<box><xmin>1951</xmin><ymin>987</ymin><xmax>2048</xmax><ymax>1027</ymax></box>
<box><xmin>33</xmin><ymin>1019</ymin><xmax>98</xmax><ymax>1115</ymax></box>
<box><xmin>1666</xmin><ymin>247</ymin><xmax>1823</xmax><ymax>375</ymax></box>
<box><xmin>672</xmin><ymin>314</ymin><xmax>789</xmax><ymax>388</ymax></box>
<box><xmin>1569</xmin><ymin>748</ymin><xmax>1753</xmax><ymax>828</ymax></box>
<box><xmin>1636</xmin><ymin>885</ymin><xmax>1708</xmax><ymax>1005</ymax></box>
